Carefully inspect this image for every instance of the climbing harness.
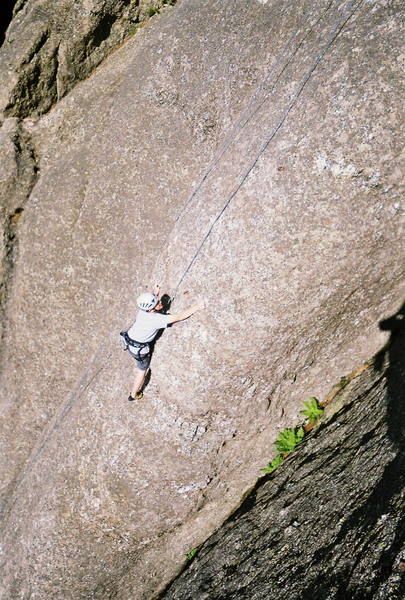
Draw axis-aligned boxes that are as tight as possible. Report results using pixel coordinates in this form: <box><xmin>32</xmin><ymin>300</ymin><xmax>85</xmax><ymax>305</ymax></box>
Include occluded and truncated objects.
<box><xmin>119</xmin><ymin>330</ymin><xmax>150</xmax><ymax>360</ymax></box>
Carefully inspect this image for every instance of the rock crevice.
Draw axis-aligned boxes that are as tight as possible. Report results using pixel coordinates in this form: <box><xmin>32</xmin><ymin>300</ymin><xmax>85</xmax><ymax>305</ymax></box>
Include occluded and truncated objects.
<box><xmin>0</xmin><ymin>118</ymin><xmax>39</xmax><ymax>348</ymax></box>
<box><xmin>0</xmin><ymin>0</ymin><xmax>179</xmax><ymax>119</ymax></box>
<box><xmin>0</xmin><ymin>0</ymin><xmax>403</xmax><ymax>598</ymax></box>
<box><xmin>160</xmin><ymin>311</ymin><xmax>405</xmax><ymax>600</ymax></box>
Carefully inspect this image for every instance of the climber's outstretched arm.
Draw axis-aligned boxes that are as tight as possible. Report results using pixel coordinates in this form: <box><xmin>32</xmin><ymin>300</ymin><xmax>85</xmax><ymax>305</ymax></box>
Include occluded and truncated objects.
<box><xmin>166</xmin><ymin>301</ymin><xmax>205</xmax><ymax>324</ymax></box>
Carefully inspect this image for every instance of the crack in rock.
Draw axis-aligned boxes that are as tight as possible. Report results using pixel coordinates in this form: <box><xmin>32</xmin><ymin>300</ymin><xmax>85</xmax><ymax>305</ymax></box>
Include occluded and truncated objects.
<box><xmin>0</xmin><ymin>118</ymin><xmax>39</xmax><ymax>352</ymax></box>
<box><xmin>1</xmin><ymin>0</ymin><xmax>179</xmax><ymax>119</ymax></box>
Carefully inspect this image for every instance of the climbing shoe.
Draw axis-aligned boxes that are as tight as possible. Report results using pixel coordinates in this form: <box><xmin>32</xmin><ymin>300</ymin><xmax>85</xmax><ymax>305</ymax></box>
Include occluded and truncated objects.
<box><xmin>128</xmin><ymin>392</ymin><xmax>143</xmax><ymax>402</ymax></box>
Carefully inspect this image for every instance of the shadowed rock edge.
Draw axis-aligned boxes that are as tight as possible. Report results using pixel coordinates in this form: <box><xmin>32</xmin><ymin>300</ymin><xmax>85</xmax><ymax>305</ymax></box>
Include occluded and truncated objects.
<box><xmin>158</xmin><ymin>305</ymin><xmax>405</xmax><ymax>599</ymax></box>
<box><xmin>0</xmin><ymin>119</ymin><xmax>39</xmax><ymax>358</ymax></box>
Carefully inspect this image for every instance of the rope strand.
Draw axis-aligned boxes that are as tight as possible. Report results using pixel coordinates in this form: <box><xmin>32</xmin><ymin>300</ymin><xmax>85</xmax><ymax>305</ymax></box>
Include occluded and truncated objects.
<box><xmin>170</xmin><ymin>0</ymin><xmax>362</xmax><ymax>303</ymax></box>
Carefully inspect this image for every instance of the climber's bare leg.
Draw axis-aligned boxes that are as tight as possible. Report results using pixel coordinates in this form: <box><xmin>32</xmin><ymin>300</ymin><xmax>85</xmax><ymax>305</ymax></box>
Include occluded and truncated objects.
<box><xmin>131</xmin><ymin>366</ymin><xmax>148</xmax><ymax>398</ymax></box>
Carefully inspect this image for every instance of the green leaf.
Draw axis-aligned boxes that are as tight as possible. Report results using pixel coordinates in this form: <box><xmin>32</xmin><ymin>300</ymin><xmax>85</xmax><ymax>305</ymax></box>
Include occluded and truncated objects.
<box><xmin>274</xmin><ymin>427</ymin><xmax>304</xmax><ymax>454</ymax></box>
<box><xmin>185</xmin><ymin>547</ymin><xmax>198</xmax><ymax>560</ymax></box>
<box><xmin>260</xmin><ymin>454</ymin><xmax>283</xmax><ymax>473</ymax></box>
<box><xmin>300</xmin><ymin>397</ymin><xmax>323</xmax><ymax>424</ymax></box>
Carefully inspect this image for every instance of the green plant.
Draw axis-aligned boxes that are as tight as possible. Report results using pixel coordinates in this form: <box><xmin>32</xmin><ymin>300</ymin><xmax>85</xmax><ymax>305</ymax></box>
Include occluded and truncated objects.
<box><xmin>148</xmin><ymin>6</ymin><xmax>158</xmax><ymax>16</ymax></box>
<box><xmin>185</xmin><ymin>547</ymin><xmax>198</xmax><ymax>560</ymax></box>
<box><xmin>338</xmin><ymin>376</ymin><xmax>349</xmax><ymax>389</ymax></box>
<box><xmin>274</xmin><ymin>426</ymin><xmax>304</xmax><ymax>455</ymax></box>
<box><xmin>128</xmin><ymin>23</ymin><xmax>141</xmax><ymax>37</ymax></box>
<box><xmin>261</xmin><ymin>454</ymin><xmax>283</xmax><ymax>474</ymax></box>
<box><xmin>300</xmin><ymin>397</ymin><xmax>324</xmax><ymax>424</ymax></box>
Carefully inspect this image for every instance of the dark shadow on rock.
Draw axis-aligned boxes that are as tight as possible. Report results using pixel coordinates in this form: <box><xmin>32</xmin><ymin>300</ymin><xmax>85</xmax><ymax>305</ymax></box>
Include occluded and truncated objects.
<box><xmin>150</xmin><ymin>293</ymin><xmax>172</xmax><ymax>349</ymax></box>
<box><xmin>0</xmin><ymin>0</ymin><xmax>16</xmax><ymax>46</ymax></box>
<box><xmin>141</xmin><ymin>368</ymin><xmax>152</xmax><ymax>393</ymax></box>
<box><xmin>158</xmin><ymin>301</ymin><xmax>405</xmax><ymax>600</ymax></box>
<box><xmin>298</xmin><ymin>301</ymin><xmax>405</xmax><ymax>600</ymax></box>
<box><xmin>160</xmin><ymin>293</ymin><xmax>172</xmax><ymax>313</ymax></box>
<box><xmin>376</xmin><ymin>300</ymin><xmax>405</xmax><ymax>446</ymax></box>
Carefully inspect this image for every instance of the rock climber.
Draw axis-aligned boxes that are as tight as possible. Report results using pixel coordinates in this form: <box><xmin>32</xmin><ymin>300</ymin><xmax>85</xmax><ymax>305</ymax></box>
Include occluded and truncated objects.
<box><xmin>125</xmin><ymin>284</ymin><xmax>205</xmax><ymax>401</ymax></box>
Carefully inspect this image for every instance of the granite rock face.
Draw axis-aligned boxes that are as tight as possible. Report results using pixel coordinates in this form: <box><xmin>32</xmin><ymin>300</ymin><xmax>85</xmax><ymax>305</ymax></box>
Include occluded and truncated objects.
<box><xmin>0</xmin><ymin>0</ymin><xmax>174</xmax><ymax>118</ymax></box>
<box><xmin>0</xmin><ymin>117</ymin><xmax>38</xmax><ymax>341</ymax></box>
<box><xmin>161</xmin><ymin>307</ymin><xmax>405</xmax><ymax>600</ymax></box>
<box><xmin>0</xmin><ymin>0</ymin><xmax>404</xmax><ymax>599</ymax></box>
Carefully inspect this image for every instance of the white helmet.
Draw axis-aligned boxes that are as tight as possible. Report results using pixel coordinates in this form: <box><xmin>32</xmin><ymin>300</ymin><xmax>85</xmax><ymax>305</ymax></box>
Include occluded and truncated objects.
<box><xmin>137</xmin><ymin>292</ymin><xmax>158</xmax><ymax>311</ymax></box>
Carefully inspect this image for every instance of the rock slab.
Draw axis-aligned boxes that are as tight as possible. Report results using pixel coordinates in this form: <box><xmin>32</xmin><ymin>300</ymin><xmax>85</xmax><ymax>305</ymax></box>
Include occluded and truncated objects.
<box><xmin>161</xmin><ymin>308</ymin><xmax>405</xmax><ymax>600</ymax></box>
<box><xmin>0</xmin><ymin>0</ymin><xmax>404</xmax><ymax>599</ymax></box>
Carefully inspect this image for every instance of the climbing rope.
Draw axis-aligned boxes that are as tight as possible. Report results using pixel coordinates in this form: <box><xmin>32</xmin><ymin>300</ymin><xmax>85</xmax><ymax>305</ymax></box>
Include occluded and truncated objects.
<box><xmin>1</xmin><ymin>335</ymin><xmax>113</xmax><ymax>519</ymax></box>
<box><xmin>4</xmin><ymin>0</ymin><xmax>365</xmax><ymax>510</ymax></box>
<box><xmin>169</xmin><ymin>0</ymin><xmax>363</xmax><ymax>303</ymax></box>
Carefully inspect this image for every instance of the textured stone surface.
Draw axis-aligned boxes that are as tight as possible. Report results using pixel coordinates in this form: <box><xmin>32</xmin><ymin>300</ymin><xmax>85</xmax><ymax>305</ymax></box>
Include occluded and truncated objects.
<box><xmin>0</xmin><ymin>116</ymin><xmax>38</xmax><ymax>342</ymax></box>
<box><xmin>0</xmin><ymin>0</ymin><xmax>404</xmax><ymax>599</ymax></box>
<box><xmin>0</xmin><ymin>0</ymin><xmax>176</xmax><ymax>118</ymax></box>
<box><xmin>161</xmin><ymin>309</ymin><xmax>405</xmax><ymax>600</ymax></box>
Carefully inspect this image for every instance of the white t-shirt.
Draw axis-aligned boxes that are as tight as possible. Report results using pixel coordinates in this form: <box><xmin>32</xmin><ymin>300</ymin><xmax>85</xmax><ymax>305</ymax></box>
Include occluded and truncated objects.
<box><xmin>127</xmin><ymin>310</ymin><xmax>171</xmax><ymax>345</ymax></box>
